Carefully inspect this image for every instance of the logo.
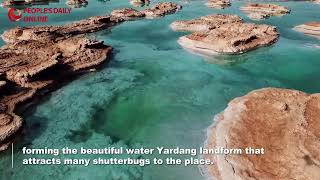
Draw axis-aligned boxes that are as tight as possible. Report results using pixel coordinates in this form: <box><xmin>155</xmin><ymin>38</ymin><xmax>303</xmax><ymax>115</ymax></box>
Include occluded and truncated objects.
<box><xmin>8</xmin><ymin>8</ymin><xmax>23</xmax><ymax>22</ymax></box>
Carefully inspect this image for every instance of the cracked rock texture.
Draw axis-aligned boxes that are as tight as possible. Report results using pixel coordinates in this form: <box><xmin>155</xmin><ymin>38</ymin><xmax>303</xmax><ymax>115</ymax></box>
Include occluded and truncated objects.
<box><xmin>204</xmin><ymin>88</ymin><xmax>320</xmax><ymax>180</ymax></box>
<box><xmin>240</xmin><ymin>3</ymin><xmax>290</xmax><ymax>20</ymax></box>
<box><xmin>178</xmin><ymin>22</ymin><xmax>279</xmax><ymax>55</ymax></box>
<box><xmin>294</xmin><ymin>22</ymin><xmax>320</xmax><ymax>39</ymax></box>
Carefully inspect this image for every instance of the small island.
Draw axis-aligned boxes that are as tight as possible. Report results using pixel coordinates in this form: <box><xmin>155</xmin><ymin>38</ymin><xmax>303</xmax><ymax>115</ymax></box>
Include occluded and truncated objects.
<box><xmin>294</xmin><ymin>22</ymin><xmax>320</xmax><ymax>39</ymax></box>
<box><xmin>240</xmin><ymin>3</ymin><xmax>290</xmax><ymax>20</ymax></box>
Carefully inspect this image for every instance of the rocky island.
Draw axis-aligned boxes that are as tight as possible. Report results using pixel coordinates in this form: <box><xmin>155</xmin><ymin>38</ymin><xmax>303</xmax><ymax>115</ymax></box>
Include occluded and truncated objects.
<box><xmin>0</xmin><ymin>2</ymin><xmax>182</xmax><ymax>151</ymax></box>
<box><xmin>240</xmin><ymin>3</ymin><xmax>290</xmax><ymax>20</ymax></box>
<box><xmin>203</xmin><ymin>88</ymin><xmax>320</xmax><ymax>180</ymax></box>
<box><xmin>170</xmin><ymin>14</ymin><xmax>242</xmax><ymax>32</ymax></box>
<box><xmin>172</xmin><ymin>14</ymin><xmax>279</xmax><ymax>55</ymax></box>
<box><xmin>130</xmin><ymin>0</ymin><xmax>150</xmax><ymax>7</ymax></box>
<box><xmin>66</xmin><ymin>0</ymin><xmax>88</xmax><ymax>8</ymax></box>
<box><xmin>294</xmin><ymin>22</ymin><xmax>320</xmax><ymax>39</ymax></box>
<box><xmin>205</xmin><ymin>0</ymin><xmax>231</xmax><ymax>9</ymax></box>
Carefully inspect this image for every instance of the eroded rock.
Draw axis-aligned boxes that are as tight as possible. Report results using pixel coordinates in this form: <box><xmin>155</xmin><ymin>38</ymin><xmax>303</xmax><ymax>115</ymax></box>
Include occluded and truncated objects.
<box><xmin>0</xmin><ymin>2</ymin><xmax>182</xmax><ymax>152</ymax></box>
<box><xmin>204</xmin><ymin>88</ymin><xmax>320</xmax><ymax>180</ymax></box>
<box><xmin>66</xmin><ymin>0</ymin><xmax>88</xmax><ymax>8</ymax></box>
<box><xmin>178</xmin><ymin>22</ymin><xmax>279</xmax><ymax>55</ymax></box>
<box><xmin>142</xmin><ymin>2</ymin><xmax>182</xmax><ymax>18</ymax></box>
<box><xmin>170</xmin><ymin>14</ymin><xmax>242</xmax><ymax>32</ymax></box>
<box><xmin>294</xmin><ymin>22</ymin><xmax>320</xmax><ymax>39</ymax></box>
<box><xmin>240</xmin><ymin>3</ymin><xmax>290</xmax><ymax>20</ymax></box>
<box><xmin>205</xmin><ymin>0</ymin><xmax>231</xmax><ymax>9</ymax></box>
<box><xmin>130</xmin><ymin>0</ymin><xmax>150</xmax><ymax>7</ymax></box>
<box><xmin>111</xmin><ymin>8</ymin><xmax>145</xmax><ymax>20</ymax></box>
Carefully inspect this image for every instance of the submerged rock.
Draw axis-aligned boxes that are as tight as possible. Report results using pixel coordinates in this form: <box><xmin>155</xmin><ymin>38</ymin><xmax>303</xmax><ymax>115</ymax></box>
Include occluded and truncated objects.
<box><xmin>66</xmin><ymin>0</ymin><xmax>88</xmax><ymax>8</ymax></box>
<box><xmin>204</xmin><ymin>88</ymin><xmax>320</xmax><ymax>180</ymax></box>
<box><xmin>205</xmin><ymin>0</ymin><xmax>231</xmax><ymax>9</ymax></box>
<box><xmin>294</xmin><ymin>22</ymin><xmax>320</xmax><ymax>39</ymax></box>
<box><xmin>111</xmin><ymin>8</ymin><xmax>145</xmax><ymax>20</ymax></box>
<box><xmin>142</xmin><ymin>2</ymin><xmax>182</xmax><ymax>18</ymax></box>
<box><xmin>178</xmin><ymin>22</ymin><xmax>279</xmax><ymax>55</ymax></box>
<box><xmin>170</xmin><ymin>14</ymin><xmax>242</xmax><ymax>32</ymax></box>
<box><xmin>240</xmin><ymin>3</ymin><xmax>290</xmax><ymax>20</ymax></box>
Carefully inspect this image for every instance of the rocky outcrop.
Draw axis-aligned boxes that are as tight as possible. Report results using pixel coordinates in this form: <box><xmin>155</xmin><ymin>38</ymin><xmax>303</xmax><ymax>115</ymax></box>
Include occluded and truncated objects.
<box><xmin>205</xmin><ymin>0</ymin><xmax>230</xmax><ymax>9</ymax></box>
<box><xmin>294</xmin><ymin>22</ymin><xmax>320</xmax><ymax>39</ymax></box>
<box><xmin>178</xmin><ymin>22</ymin><xmax>279</xmax><ymax>55</ymax></box>
<box><xmin>203</xmin><ymin>88</ymin><xmax>320</xmax><ymax>180</ymax></box>
<box><xmin>142</xmin><ymin>2</ymin><xmax>182</xmax><ymax>18</ymax></box>
<box><xmin>0</xmin><ymin>2</ymin><xmax>182</xmax><ymax>151</ymax></box>
<box><xmin>240</xmin><ymin>3</ymin><xmax>290</xmax><ymax>20</ymax></box>
<box><xmin>130</xmin><ymin>0</ymin><xmax>150</xmax><ymax>7</ymax></box>
<box><xmin>111</xmin><ymin>8</ymin><xmax>145</xmax><ymax>20</ymax></box>
<box><xmin>66</xmin><ymin>0</ymin><xmax>88</xmax><ymax>8</ymax></box>
<box><xmin>170</xmin><ymin>14</ymin><xmax>242</xmax><ymax>32</ymax></box>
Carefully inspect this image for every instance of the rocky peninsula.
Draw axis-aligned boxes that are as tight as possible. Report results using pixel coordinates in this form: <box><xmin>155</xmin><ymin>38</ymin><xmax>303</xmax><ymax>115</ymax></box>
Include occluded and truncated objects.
<box><xmin>294</xmin><ymin>22</ymin><xmax>320</xmax><ymax>39</ymax></box>
<box><xmin>205</xmin><ymin>0</ymin><xmax>231</xmax><ymax>9</ymax></box>
<box><xmin>240</xmin><ymin>3</ymin><xmax>290</xmax><ymax>20</ymax></box>
<box><xmin>66</xmin><ymin>0</ymin><xmax>88</xmax><ymax>8</ymax></box>
<box><xmin>204</xmin><ymin>88</ymin><xmax>320</xmax><ymax>180</ymax></box>
<box><xmin>172</xmin><ymin>14</ymin><xmax>279</xmax><ymax>55</ymax></box>
<box><xmin>0</xmin><ymin>2</ymin><xmax>182</xmax><ymax>151</ymax></box>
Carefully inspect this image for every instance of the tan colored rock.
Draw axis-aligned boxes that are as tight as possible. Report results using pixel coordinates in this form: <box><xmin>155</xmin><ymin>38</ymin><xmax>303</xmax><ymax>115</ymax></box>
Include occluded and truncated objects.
<box><xmin>204</xmin><ymin>88</ymin><xmax>320</xmax><ymax>180</ymax></box>
<box><xmin>205</xmin><ymin>0</ymin><xmax>230</xmax><ymax>9</ymax></box>
<box><xmin>170</xmin><ymin>14</ymin><xmax>242</xmax><ymax>32</ymax></box>
<box><xmin>240</xmin><ymin>3</ymin><xmax>290</xmax><ymax>20</ymax></box>
<box><xmin>111</xmin><ymin>8</ymin><xmax>145</xmax><ymax>20</ymax></box>
<box><xmin>130</xmin><ymin>0</ymin><xmax>150</xmax><ymax>7</ymax></box>
<box><xmin>0</xmin><ymin>2</ymin><xmax>182</xmax><ymax>152</ymax></box>
<box><xmin>1</xmin><ymin>15</ymin><xmax>123</xmax><ymax>43</ymax></box>
<box><xmin>142</xmin><ymin>2</ymin><xmax>182</xmax><ymax>18</ymax></box>
<box><xmin>294</xmin><ymin>22</ymin><xmax>320</xmax><ymax>39</ymax></box>
<box><xmin>178</xmin><ymin>22</ymin><xmax>279</xmax><ymax>55</ymax></box>
<box><xmin>66</xmin><ymin>0</ymin><xmax>88</xmax><ymax>8</ymax></box>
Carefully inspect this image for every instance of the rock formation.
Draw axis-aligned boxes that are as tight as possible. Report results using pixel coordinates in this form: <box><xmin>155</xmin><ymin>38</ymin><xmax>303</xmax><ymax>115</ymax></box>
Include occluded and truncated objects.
<box><xmin>130</xmin><ymin>0</ymin><xmax>150</xmax><ymax>7</ymax></box>
<box><xmin>294</xmin><ymin>22</ymin><xmax>320</xmax><ymax>39</ymax></box>
<box><xmin>170</xmin><ymin>14</ymin><xmax>242</xmax><ymax>32</ymax></box>
<box><xmin>142</xmin><ymin>2</ymin><xmax>182</xmax><ymax>18</ymax></box>
<box><xmin>178</xmin><ymin>22</ymin><xmax>279</xmax><ymax>55</ymax></box>
<box><xmin>0</xmin><ymin>2</ymin><xmax>182</xmax><ymax>151</ymax></box>
<box><xmin>205</xmin><ymin>0</ymin><xmax>231</xmax><ymax>9</ymax></box>
<box><xmin>203</xmin><ymin>88</ymin><xmax>320</xmax><ymax>180</ymax></box>
<box><xmin>240</xmin><ymin>3</ymin><xmax>290</xmax><ymax>20</ymax></box>
<box><xmin>66</xmin><ymin>0</ymin><xmax>88</xmax><ymax>8</ymax></box>
<box><xmin>111</xmin><ymin>8</ymin><xmax>145</xmax><ymax>20</ymax></box>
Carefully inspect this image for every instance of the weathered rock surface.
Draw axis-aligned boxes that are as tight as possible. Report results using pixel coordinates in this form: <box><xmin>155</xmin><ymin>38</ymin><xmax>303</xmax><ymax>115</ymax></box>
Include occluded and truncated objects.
<box><xmin>142</xmin><ymin>2</ymin><xmax>182</xmax><ymax>18</ymax></box>
<box><xmin>1</xmin><ymin>15</ymin><xmax>123</xmax><ymax>43</ymax></box>
<box><xmin>66</xmin><ymin>0</ymin><xmax>88</xmax><ymax>8</ymax></box>
<box><xmin>130</xmin><ymin>0</ymin><xmax>150</xmax><ymax>7</ymax></box>
<box><xmin>0</xmin><ymin>2</ymin><xmax>182</xmax><ymax>151</ymax></box>
<box><xmin>178</xmin><ymin>22</ymin><xmax>279</xmax><ymax>55</ymax></box>
<box><xmin>111</xmin><ymin>8</ymin><xmax>145</xmax><ymax>20</ymax></box>
<box><xmin>205</xmin><ymin>0</ymin><xmax>231</xmax><ymax>9</ymax></box>
<box><xmin>294</xmin><ymin>22</ymin><xmax>320</xmax><ymax>39</ymax></box>
<box><xmin>204</xmin><ymin>88</ymin><xmax>320</xmax><ymax>180</ymax></box>
<box><xmin>170</xmin><ymin>14</ymin><xmax>242</xmax><ymax>32</ymax></box>
<box><xmin>240</xmin><ymin>3</ymin><xmax>290</xmax><ymax>20</ymax></box>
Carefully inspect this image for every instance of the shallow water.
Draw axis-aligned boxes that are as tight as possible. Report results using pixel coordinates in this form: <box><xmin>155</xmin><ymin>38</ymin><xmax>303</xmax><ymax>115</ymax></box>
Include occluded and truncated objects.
<box><xmin>0</xmin><ymin>0</ymin><xmax>320</xmax><ymax>179</ymax></box>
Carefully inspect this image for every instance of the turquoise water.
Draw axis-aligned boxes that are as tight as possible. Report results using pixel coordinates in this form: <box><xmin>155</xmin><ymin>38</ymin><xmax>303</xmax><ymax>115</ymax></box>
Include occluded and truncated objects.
<box><xmin>0</xmin><ymin>0</ymin><xmax>320</xmax><ymax>179</ymax></box>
